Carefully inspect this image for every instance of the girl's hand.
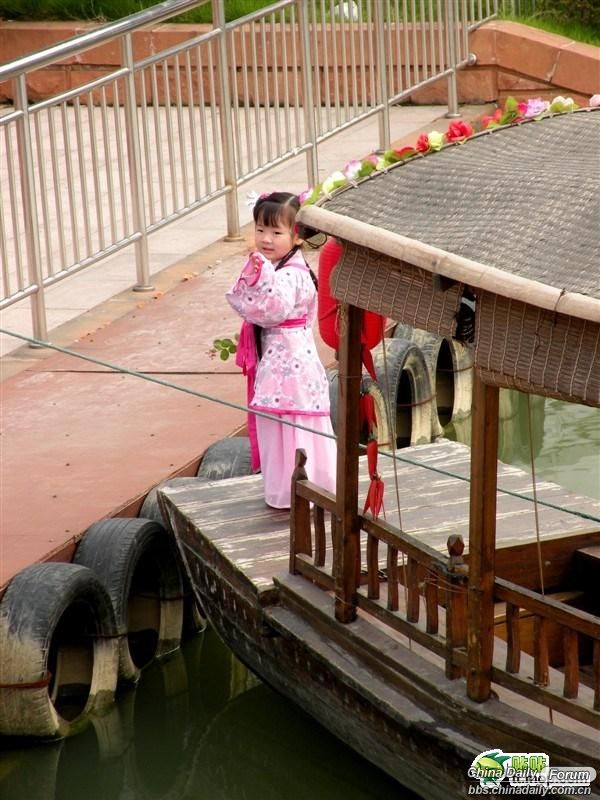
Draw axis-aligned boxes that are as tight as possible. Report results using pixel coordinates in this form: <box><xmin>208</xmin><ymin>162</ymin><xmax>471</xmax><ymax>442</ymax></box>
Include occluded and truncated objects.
<box><xmin>240</xmin><ymin>251</ymin><xmax>264</xmax><ymax>286</ymax></box>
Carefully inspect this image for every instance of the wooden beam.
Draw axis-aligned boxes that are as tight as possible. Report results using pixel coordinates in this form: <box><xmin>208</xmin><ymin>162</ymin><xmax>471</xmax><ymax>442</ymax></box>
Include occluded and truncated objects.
<box><xmin>467</xmin><ymin>371</ymin><xmax>499</xmax><ymax>701</ymax></box>
<box><xmin>334</xmin><ymin>303</ymin><xmax>363</xmax><ymax>623</ymax></box>
<box><xmin>290</xmin><ymin>449</ymin><xmax>311</xmax><ymax>574</ymax></box>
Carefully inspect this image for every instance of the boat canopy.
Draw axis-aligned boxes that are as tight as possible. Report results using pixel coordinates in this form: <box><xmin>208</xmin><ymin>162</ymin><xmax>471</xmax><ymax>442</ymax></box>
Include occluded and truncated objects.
<box><xmin>299</xmin><ymin>108</ymin><xmax>600</xmax><ymax>408</ymax></box>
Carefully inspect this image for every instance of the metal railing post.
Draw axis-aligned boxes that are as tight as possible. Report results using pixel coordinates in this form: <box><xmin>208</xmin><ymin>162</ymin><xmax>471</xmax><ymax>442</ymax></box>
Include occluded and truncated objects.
<box><xmin>14</xmin><ymin>74</ymin><xmax>48</xmax><ymax>345</ymax></box>
<box><xmin>373</xmin><ymin>0</ymin><xmax>390</xmax><ymax>151</ymax></box>
<box><xmin>445</xmin><ymin>0</ymin><xmax>461</xmax><ymax>118</ymax></box>
<box><xmin>121</xmin><ymin>33</ymin><xmax>152</xmax><ymax>291</ymax></box>
<box><xmin>212</xmin><ymin>0</ymin><xmax>241</xmax><ymax>240</ymax></box>
<box><xmin>298</xmin><ymin>0</ymin><xmax>318</xmax><ymax>188</ymax></box>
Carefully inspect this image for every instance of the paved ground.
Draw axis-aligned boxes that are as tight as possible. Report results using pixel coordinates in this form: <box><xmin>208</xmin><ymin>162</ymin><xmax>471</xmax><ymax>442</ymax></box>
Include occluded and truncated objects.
<box><xmin>1</xmin><ymin>104</ymin><xmax>463</xmax><ymax>360</ymax></box>
<box><xmin>0</xmin><ymin>103</ymin><xmax>490</xmax><ymax>590</ymax></box>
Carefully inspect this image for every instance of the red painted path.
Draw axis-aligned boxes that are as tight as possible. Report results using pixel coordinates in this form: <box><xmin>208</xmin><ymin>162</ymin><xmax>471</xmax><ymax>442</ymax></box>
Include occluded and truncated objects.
<box><xmin>0</xmin><ymin>232</ymin><xmax>335</xmax><ymax>591</ymax></box>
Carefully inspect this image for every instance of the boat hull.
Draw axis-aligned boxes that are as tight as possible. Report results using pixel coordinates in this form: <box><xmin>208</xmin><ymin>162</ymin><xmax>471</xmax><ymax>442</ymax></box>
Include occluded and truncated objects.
<box><xmin>181</xmin><ymin>541</ymin><xmax>476</xmax><ymax>800</ymax></box>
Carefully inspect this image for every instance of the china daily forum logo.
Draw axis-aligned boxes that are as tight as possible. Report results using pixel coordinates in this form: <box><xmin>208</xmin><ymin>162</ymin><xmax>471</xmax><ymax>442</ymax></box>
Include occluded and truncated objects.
<box><xmin>468</xmin><ymin>750</ymin><xmax>596</xmax><ymax>795</ymax></box>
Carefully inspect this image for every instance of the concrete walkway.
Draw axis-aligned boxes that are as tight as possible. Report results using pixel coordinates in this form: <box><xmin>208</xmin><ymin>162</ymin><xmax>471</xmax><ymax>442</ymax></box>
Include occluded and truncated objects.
<box><xmin>0</xmin><ymin>104</ymin><xmax>459</xmax><ymax>360</ymax></box>
<box><xmin>0</xmin><ymin>103</ymin><xmax>489</xmax><ymax>590</ymax></box>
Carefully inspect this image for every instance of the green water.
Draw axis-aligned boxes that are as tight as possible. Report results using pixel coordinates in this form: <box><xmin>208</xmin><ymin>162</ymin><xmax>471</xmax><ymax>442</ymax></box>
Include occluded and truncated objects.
<box><xmin>1</xmin><ymin>392</ymin><xmax>597</xmax><ymax>800</ymax></box>
<box><xmin>0</xmin><ymin>629</ymin><xmax>415</xmax><ymax>800</ymax></box>
<box><xmin>446</xmin><ymin>390</ymin><xmax>600</xmax><ymax>502</ymax></box>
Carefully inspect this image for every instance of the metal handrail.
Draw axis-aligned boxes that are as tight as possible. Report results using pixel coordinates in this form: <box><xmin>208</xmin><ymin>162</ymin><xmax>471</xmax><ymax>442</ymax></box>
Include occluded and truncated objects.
<box><xmin>0</xmin><ymin>0</ymin><xmax>501</xmax><ymax>348</ymax></box>
<box><xmin>0</xmin><ymin>0</ymin><xmax>210</xmax><ymax>81</ymax></box>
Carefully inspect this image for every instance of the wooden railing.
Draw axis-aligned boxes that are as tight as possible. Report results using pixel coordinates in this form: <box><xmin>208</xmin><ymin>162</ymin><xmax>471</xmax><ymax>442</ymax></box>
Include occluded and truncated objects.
<box><xmin>290</xmin><ymin>454</ymin><xmax>600</xmax><ymax>729</ymax></box>
<box><xmin>493</xmin><ymin>577</ymin><xmax>600</xmax><ymax>725</ymax></box>
<box><xmin>289</xmin><ymin>453</ymin><xmax>470</xmax><ymax>679</ymax></box>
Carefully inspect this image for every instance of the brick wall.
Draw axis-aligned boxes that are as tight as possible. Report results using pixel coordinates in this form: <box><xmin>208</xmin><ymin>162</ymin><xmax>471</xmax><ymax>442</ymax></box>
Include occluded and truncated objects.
<box><xmin>0</xmin><ymin>19</ymin><xmax>598</xmax><ymax>106</ymax></box>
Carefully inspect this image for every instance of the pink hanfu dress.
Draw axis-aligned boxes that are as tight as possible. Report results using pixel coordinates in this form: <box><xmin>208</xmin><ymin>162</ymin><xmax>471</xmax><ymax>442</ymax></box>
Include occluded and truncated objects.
<box><xmin>226</xmin><ymin>250</ymin><xmax>337</xmax><ymax>508</ymax></box>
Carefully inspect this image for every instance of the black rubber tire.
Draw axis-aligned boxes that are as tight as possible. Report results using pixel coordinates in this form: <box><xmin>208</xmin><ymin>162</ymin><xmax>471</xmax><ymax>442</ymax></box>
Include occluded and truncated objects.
<box><xmin>0</xmin><ymin>562</ymin><xmax>119</xmax><ymax>738</ymax></box>
<box><xmin>140</xmin><ymin>481</ymin><xmax>207</xmax><ymax>640</ymax></box>
<box><xmin>393</xmin><ymin>323</ymin><xmax>473</xmax><ymax>435</ymax></box>
<box><xmin>139</xmin><ymin>477</ymin><xmax>199</xmax><ymax>526</ymax></box>
<box><xmin>372</xmin><ymin>337</ymin><xmax>433</xmax><ymax>448</ymax></box>
<box><xmin>196</xmin><ymin>436</ymin><xmax>254</xmax><ymax>480</ymax></box>
<box><xmin>73</xmin><ymin>518</ymin><xmax>184</xmax><ymax>685</ymax></box>
<box><xmin>327</xmin><ymin>368</ymin><xmax>391</xmax><ymax>446</ymax></box>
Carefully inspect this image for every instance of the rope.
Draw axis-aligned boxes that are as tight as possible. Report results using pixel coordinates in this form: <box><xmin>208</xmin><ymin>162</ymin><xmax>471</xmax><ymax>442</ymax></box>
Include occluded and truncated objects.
<box><xmin>437</xmin><ymin>364</ymin><xmax>474</xmax><ymax>374</ymax></box>
<box><xmin>3</xmin><ymin>328</ymin><xmax>599</xmax><ymax>524</ymax></box>
<box><xmin>527</xmin><ymin>394</ymin><xmax>545</xmax><ymax>597</ymax></box>
<box><xmin>379</xmin><ymin>327</ymin><xmax>409</xmax><ymax>627</ymax></box>
<box><xmin>0</xmin><ymin>328</ymin><xmax>337</xmax><ymax>443</ymax></box>
<box><xmin>396</xmin><ymin>395</ymin><xmax>435</xmax><ymax>408</ymax></box>
<box><xmin>0</xmin><ymin>673</ymin><xmax>52</xmax><ymax>689</ymax></box>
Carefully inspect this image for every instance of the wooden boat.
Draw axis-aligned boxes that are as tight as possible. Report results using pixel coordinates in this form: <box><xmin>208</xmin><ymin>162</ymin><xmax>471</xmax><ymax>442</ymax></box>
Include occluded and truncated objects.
<box><xmin>159</xmin><ymin>106</ymin><xmax>600</xmax><ymax>799</ymax></box>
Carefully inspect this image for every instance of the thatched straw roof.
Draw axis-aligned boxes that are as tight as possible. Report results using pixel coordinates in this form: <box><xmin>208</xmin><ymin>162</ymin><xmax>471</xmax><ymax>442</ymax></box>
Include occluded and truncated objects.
<box><xmin>299</xmin><ymin>109</ymin><xmax>600</xmax><ymax>406</ymax></box>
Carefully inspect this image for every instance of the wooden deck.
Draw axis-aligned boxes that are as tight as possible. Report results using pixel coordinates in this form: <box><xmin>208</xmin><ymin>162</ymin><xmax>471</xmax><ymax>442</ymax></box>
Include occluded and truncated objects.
<box><xmin>160</xmin><ymin>438</ymin><xmax>600</xmax><ymax>792</ymax></box>
<box><xmin>164</xmin><ymin>440</ymin><xmax>600</xmax><ymax>596</ymax></box>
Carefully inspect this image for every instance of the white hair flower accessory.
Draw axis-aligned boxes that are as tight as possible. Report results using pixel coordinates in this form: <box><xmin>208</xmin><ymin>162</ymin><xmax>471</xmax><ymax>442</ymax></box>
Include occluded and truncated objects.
<box><xmin>245</xmin><ymin>191</ymin><xmax>260</xmax><ymax>209</ymax></box>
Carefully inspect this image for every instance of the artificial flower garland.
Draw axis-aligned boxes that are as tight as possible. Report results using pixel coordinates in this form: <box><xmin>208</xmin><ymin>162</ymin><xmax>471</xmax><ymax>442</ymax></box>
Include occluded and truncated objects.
<box><xmin>299</xmin><ymin>94</ymin><xmax>599</xmax><ymax>207</ymax></box>
<box><xmin>214</xmin><ymin>93</ymin><xmax>599</xmax><ymax>361</ymax></box>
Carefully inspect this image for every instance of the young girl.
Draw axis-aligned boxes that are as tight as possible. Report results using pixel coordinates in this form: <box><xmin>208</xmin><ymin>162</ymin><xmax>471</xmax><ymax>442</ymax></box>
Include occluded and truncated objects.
<box><xmin>226</xmin><ymin>191</ymin><xmax>337</xmax><ymax>509</ymax></box>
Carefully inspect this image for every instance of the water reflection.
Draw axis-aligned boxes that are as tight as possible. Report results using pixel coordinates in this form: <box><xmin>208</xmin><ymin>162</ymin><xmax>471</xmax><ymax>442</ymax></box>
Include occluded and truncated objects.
<box><xmin>0</xmin><ymin>630</ymin><xmax>418</xmax><ymax>800</ymax></box>
<box><xmin>446</xmin><ymin>390</ymin><xmax>600</xmax><ymax>501</ymax></box>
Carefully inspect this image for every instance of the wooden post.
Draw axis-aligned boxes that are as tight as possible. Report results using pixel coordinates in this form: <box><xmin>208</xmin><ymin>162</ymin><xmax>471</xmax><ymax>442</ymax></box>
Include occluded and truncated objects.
<box><xmin>446</xmin><ymin>535</ymin><xmax>468</xmax><ymax>679</ymax></box>
<box><xmin>467</xmin><ymin>371</ymin><xmax>499</xmax><ymax>702</ymax></box>
<box><xmin>334</xmin><ymin>303</ymin><xmax>363</xmax><ymax>623</ymax></box>
<box><xmin>289</xmin><ymin>448</ymin><xmax>311</xmax><ymax>574</ymax></box>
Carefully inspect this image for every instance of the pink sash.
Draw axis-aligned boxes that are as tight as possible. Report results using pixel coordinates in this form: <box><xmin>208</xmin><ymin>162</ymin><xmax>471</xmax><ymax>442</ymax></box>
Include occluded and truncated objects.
<box><xmin>236</xmin><ymin>317</ymin><xmax>308</xmax><ymax>470</ymax></box>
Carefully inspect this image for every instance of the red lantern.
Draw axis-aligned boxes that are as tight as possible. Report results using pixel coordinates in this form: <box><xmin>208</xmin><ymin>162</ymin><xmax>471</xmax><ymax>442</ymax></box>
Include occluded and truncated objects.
<box><xmin>319</xmin><ymin>238</ymin><xmax>386</xmax><ymax>518</ymax></box>
<box><xmin>317</xmin><ymin>238</ymin><xmax>385</xmax><ymax>379</ymax></box>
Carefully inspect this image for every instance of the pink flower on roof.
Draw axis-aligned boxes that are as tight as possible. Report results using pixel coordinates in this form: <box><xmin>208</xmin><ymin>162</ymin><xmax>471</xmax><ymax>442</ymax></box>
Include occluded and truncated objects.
<box><xmin>523</xmin><ymin>97</ymin><xmax>550</xmax><ymax>118</ymax></box>
<box><xmin>590</xmin><ymin>94</ymin><xmax>600</xmax><ymax>107</ymax></box>
<box><xmin>343</xmin><ymin>159</ymin><xmax>362</xmax><ymax>179</ymax></box>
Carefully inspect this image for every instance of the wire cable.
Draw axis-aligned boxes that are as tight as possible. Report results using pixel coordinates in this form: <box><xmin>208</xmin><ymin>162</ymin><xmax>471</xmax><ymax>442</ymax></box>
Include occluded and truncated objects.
<box><xmin>2</xmin><ymin>327</ymin><xmax>599</xmax><ymax>524</ymax></box>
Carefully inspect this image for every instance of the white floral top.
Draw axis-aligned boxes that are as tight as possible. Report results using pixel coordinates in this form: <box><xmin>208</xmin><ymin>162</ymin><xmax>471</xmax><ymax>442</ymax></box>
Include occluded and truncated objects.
<box><xmin>226</xmin><ymin>250</ymin><xmax>331</xmax><ymax>416</ymax></box>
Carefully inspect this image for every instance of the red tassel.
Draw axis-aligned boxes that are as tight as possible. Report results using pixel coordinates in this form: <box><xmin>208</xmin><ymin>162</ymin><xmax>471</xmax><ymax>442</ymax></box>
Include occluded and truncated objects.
<box><xmin>359</xmin><ymin>391</ymin><xmax>376</xmax><ymax>433</ymax></box>
<box><xmin>366</xmin><ymin>439</ymin><xmax>378</xmax><ymax>476</ymax></box>
<box><xmin>363</xmin><ymin>477</ymin><xmax>384</xmax><ymax>518</ymax></box>
<box><xmin>363</xmin><ymin>439</ymin><xmax>384</xmax><ymax>518</ymax></box>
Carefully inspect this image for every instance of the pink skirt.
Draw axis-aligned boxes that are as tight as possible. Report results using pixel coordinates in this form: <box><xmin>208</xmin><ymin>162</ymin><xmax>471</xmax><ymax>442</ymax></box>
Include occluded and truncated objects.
<box><xmin>255</xmin><ymin>413</ymin><xmax>337</xmax><ymax>509</ymax></box>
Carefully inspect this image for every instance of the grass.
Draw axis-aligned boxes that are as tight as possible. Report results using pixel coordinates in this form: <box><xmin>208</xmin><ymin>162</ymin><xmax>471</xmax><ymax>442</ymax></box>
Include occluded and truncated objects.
<box><xmin>499</xmin><ymin>11</ymin><xmax>600</xmax><ymax>45</ymax></box>
<box><xmin>0</xmin><ymin>0</ymin><xmax>273</xmax><ymax>24</ymax></box>
<box><xmin>0</xmin><ymin>0</ymin><xmax>599</xmax><ymax>46</ymax></box>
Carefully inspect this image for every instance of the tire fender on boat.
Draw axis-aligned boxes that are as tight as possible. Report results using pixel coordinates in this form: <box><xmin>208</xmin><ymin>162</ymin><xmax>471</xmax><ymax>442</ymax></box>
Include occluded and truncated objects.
<box><xmin>0</xmin><ymin>562</ymin><xmax>119</xmax><ymax>738</ymax></box>
<box><xmin>327</xmin><ymin>368</ymin><xmax>391</xmax><ymax>446</ymax></box>
<box><xmin>393</xmin><ymin>323</ymin><xmax>473</xmax><ymax>437</ymax></box>
<box><xmin>196</xmin><ymin>436</ymin><xmax>254</xmax><ymax>480</ymax></box>
<box><xmin>73</xmin><ymin>518</ymin><xmax>184</xmax><ymax>685</ymax></box>
<box><xmin>139</xmin><ymin>480</ymin><xmax>207</xmax><ymax>639</ymax></box>
<box><xmin>372</xmin><ymin>337</ymin><xmax>433</xmax><ymax>447</ymax></box>
<box><xmin>140</xmin><ymin>477</ymin><xmax>200</xmax><ymax>526</ymax></box>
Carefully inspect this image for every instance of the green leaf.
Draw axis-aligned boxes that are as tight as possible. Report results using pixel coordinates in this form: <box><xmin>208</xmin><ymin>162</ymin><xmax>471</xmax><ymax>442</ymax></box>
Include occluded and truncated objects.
<box><xmin>213</xmin><ymin>339</ymin><xmax>224</xmax><ymax>349</ymax></box>
<box><xmin>357</xmin><ymin>161</ymin><xmax>376</xmax><ymax>178</ymax></box>
<box><xmin>219</xmin><ymin>349</ymin><xmax>230</xmax><ymax>361</ymax></box>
